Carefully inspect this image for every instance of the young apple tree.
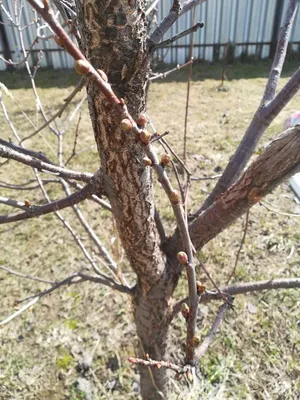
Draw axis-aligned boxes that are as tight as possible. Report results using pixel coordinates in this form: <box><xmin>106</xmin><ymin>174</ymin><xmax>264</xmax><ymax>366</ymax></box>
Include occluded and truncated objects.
<box><xmin>1</xmin><ymin>0</ymin><xmax>300</xmax><ymax>398</ymax></box>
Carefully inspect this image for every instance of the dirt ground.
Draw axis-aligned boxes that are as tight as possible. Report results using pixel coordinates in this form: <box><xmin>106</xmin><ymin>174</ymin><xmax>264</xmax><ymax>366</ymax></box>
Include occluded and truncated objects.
<box><xmin>0</xmin><ymin>61</ymin><xmax>299</xmax><ymax>399</ymax></box>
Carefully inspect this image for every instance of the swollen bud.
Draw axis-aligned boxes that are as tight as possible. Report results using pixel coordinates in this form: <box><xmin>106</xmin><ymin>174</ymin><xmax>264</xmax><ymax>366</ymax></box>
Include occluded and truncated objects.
<box><xmin>97</xmin><ymin>69</ymin><xmax>108</xmax><ymax>82</ymax></box>
<box><xmin>191</xmin><ymin>335</ymin><xmax>201</xmax><ymax>348</ymax></box>
<box><xmin>136</xmin><ymin>114</ymin><xmax>147</xmax><ymax>127</ymax></box>
<box><xmin>54</xmin><ymin>35</ymin><xmax>64</xmax><ymax>48</ymax></box>
<box><xmin>140</xmin><ymin>130</ymin><xmax>151</xmax><ymax>145</ymax></box>
<box><xmin>24</xmin><ymin>199</ymin><xmax>31</xmax><ymax>207</ymax></box>
<box><xmin>120</xmin><ymin>118</ymin><xmax>133</xmax><ymax>132</ymax></box>
<box><xmin>74</xmin><ymin>59</ymin><xmax>91</xmax><ymax>75</ymax></box>
<box><xmin>181</xmin><ymin>302</ymin><xmax>189</xmax><ymax>320</ymax></box>
<box><xmin>186</xmin><ymin>369</ymin><xmax>194</xmax><ymax>383</ymax></box>
<box><xmin>177</xmin><ymin>251</ymin><xmax>188</xmax><ymax>265</ymax></box>
<box><xmin>170</xmin><ymin>189</ymin><xmax>181</xmax><ymax>204</ymax></box>
<box><xmin>160</xmin><ymin>154</ymin><xmax>172</xmax><ymax>167</ymax></box>
<box><xmin>142</xmin><ymin>156</ymin><xmax>152</xmax><ymax>166</ymax></box>
<box><xmin>196</xmin><ymin>281</ymin><xmax>206</xmax><ymax>295</ymax></box>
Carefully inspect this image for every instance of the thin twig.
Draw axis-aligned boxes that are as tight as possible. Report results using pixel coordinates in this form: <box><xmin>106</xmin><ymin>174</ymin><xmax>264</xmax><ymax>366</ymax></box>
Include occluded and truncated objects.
<box><xmin>0</xmin><ymin>183</ymin><xmax>93</xmax><ymax>224</ymax></box>
<box><xmin>20</xmin><ymin>77</ymin><xmax>85</xmax><ymax>144</ymax></box>
<box><xmin>149</xmin><ymin>0</ymin><xmax>207</xmax><ymax>45</ymax></box>
<box><xmin>226</xmin><ymin>210</ymin><xmax>249</xmax><ymax>284</ymax></box>
<box><xmin>150</xmin><ymin>60</ymin><xmax>194</xmax><ymax>81</ymax></box>
<box><xmin>195</xmin><ymin>300</ymin><xmax>232</xmax><ymax>361</ymax></box>
<box><xmin>128</xmin><ymin>356</ymin><xmax>183</xmax><ymax>375</ymax></box>
<box><xmin>260</xmin><ymin>201</ymin><xmax>300</xmax><ymax>217</ymax></box>
<box><xmin>153</xmin><ymin>22</ymin><xmax>204</xmax><ymax>50</ymax></box>
<box><xmin>0</xmin><ymin>265</ymin><xmax>54</xmax><ymax>284</ymax></box>
<box><xmin>172</xmin><ymin>277</ymin><xmax>300</xmax><ymax>317</ymax></box>
<box><xmin>0</xmin><ymin>143</ymin><xmax>93</xmax><ymax>182</ymax></box>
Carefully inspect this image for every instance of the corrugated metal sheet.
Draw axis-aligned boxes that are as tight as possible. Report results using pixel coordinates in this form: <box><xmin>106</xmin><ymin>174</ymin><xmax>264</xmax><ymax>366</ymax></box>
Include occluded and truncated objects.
<box><xmin>0</xmin><ymin>0</ymin><xmax>299</xmax><ymax>70</ymax></box>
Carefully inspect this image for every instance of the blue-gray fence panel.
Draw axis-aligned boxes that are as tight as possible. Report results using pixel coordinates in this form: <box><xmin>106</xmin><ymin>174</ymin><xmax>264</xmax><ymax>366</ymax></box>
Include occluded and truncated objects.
<box><xmin>0</xmin><ymin>0</ymin><xmax>299</xmax><ymax>70</ymax></box>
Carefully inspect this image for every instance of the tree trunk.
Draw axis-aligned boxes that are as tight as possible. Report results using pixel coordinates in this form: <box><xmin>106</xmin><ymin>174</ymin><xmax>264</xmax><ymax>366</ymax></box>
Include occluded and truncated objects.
<box><xmin>134</xmin><ymin>282</ymin><xmax>173</xmax><ymax>399</ymax></box>
<box><xmin>76</xmin><ymin>1</ymin><xmax>175</xmax><ymax>397</ymax></box>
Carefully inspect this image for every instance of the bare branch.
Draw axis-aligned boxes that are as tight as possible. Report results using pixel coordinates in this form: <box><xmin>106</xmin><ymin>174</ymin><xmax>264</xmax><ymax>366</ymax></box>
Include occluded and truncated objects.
<box><xmin>189</xmin><ymin>126</ymin><xmax>300</xmax><ymax>250</ymax></box>
<box><xmin>165</xmin><ymin>126</ymin><xmax>300</xmax><ymax>255</ymax></box>
<box><xmin>260</xmin><ymin>201</ymin><xmax>300</xmax><ymax>218</ymax></box>
<box><xmin>146</xmin><ymin>0</ymin><xmax>161</xmax><ymax>17</ymax></box>
<box><xmin>0</xmin><ymin>143</ymin><xmax>93</xmax><ymax>182</ymax></box>
<box><xmin>195</xmin><ymin>301</ymin><xmax>232</xmax><ymax>362</ymax></box>
<box><xmin>0</xmin><ymin>138</ymin><xmax>53</xmax><ymax>165</ymax></box>
<box><xmin>173</xmin><ymin>278</ymin><xmax>300</xmax><ymax>315</ymax></box>
<box><xmin>0</xmin><ymin>183</ymin><xmax>93</xmax><ymax>224</ymax></box>
<box><xmin>20</xmin><ymin>77</ymin><xmax>85</xmax><ymax>144</ymax></box>
<box><xmin>149</xmin><ymin>60</ymin><xmax>193</xmax><ymax>81</ymax></box>
<box><xmin>226</xmin><ymin>210</ymin><xmax>250</xmax><ymax>283</ymax></box>
<box><xmin>196</xmin><ymin>5</ymin><xmax>300</xmax><ymax>214</ymax></box>
<box><xmin>149</xmin><ymin>0</ymin><xmax>206</xmax><ymax>45</ymax></box>
<box><xmin>152</xmin><ymin>22</ymin><xmax>204</xmax><ymax>50</ymax></box>
<box><xmin>0</xmin><ymin>265</ymin><xmax>54</xmax><ymax>284</ymax></box>
<box><xmin>128</xmin><ymin>356</ymin><xmax>183</xmax><ymax>375</ymax></box>
<box><xmin>262</xmin><ymin>0</ymin><xmax>298</xmax><ymax>104</ymax></box>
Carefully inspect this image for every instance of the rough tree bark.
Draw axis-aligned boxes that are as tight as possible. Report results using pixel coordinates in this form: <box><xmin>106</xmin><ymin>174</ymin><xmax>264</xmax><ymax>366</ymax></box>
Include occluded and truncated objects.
<box><xmin>75</xmin><ymin>1</ymin><xmax>175</xmax><ymax>397</ymax></box>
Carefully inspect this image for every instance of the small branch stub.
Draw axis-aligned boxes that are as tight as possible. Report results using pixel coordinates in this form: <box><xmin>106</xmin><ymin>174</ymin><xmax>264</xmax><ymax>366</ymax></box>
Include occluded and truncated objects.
<box><xmin>170</xmin><ymin>189</ymin><xmax>181</xmax><ymax>204</ymax></box>
<box><xmin>74</xmin><ymin>60</ymin><xmax>91</xmax><ymax>75</ymax></box>
<box><xmin>120</xmin><ymin>118</ymin><xmax>133</xmax><ymax>132</ymax></box>
<box><xmin>140</xmin><ymin>130</ymin><xmax>151</xmax><ymax>145</ymax></box>
<box><xmin>142</xmin><ymin>156</ymin><xmax>152</xmax><ymax>166</ymax></box>
<box><xmin>136</xmin><ymin>114</ymin><xmax>147</xmax><ymax>127</ymax></box>
<box><xmin>177</xmin><ymin>251</ymin><xmax>188</xmax><ymax>265</ymax></box>
<box><xmin>196</xmin><ymin>281</ymin><xmax>206</xmax><ymax>295</ymax></box>
<box><xmin>160</xmin><ymin>154</ymin><xmax>172</xmax><ymax>167</ymax></box>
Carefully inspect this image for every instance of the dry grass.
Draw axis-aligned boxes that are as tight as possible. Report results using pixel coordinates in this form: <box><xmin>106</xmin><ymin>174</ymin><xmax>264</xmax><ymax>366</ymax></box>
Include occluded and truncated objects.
<box><xmin>0</xmin><ymin>61</ymin><xmax>299</xmax><ymax>399</ymax></box>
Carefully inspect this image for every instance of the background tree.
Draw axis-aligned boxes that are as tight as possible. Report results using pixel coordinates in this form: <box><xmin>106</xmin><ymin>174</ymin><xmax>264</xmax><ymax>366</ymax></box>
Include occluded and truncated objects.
<box><xmin>0</xmin><ymin>0</ymin><xmax>300</xmax><ymax>398</ymax></box>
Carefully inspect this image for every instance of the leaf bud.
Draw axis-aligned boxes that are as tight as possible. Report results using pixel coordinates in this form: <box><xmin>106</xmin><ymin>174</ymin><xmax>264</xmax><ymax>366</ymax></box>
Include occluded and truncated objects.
<box><xmin>142</xmin><ymin>156</ymin><xmax>152</xmax><ymax>166</ymax></box>
<box><xmin>120</xmin><ymin>118</ymin><xmax>133</xmax><ymax>132</ymax></box>
<box><xmin>177</xmin><ymin>251</ymin><xmax>188</xmax><ymax>265</ymax></box>
<box><xmin>181</xmin><ymin>302</ymin><xmax>189</xmax><ymax>320</ymax></box>
<box><xmin>96</xmin><ymin>69</ymin><xmax>108</xmax><ymax>82</ymax></box>
<box><xmin>24</xmin><ymin>199</ymin><xmax>31</xmax><ymax>207</ymax></box>
<box><xmin>160</xmin><ymin>154</ymin><xmax>172</xmax><ymax>167</ymax></box>
<box><xmin>191</xmin><ymin>335</ymin><xmax>201</xmax><ymax>348</ymax></box>
<box><xmin>54</xmin><ymin>35</ymin><xmax>64</xmax><ymax>48</ymax></box>
<box><xmin>136</xmin><ymin>114</ymin><xmax>147</xmax><ymax>127</ymax></box>
<box><xmin>196</xmin><ymin>281</ymin><xmax>206</xmax><ymax>295</ymax></box>
<box><xmin>170</xmin><ymin>189</ymin><xmax>181</xmax><ymax>204</ymax></box>
<box><xmin>140</xmin><ymin>130</ymin><xmax>151</xmax><ymax>145</ymax></box>
<box><xmin>74</xmin><ymin>59</ymin><xmax>91</xmax><ymax>75</ymax></box>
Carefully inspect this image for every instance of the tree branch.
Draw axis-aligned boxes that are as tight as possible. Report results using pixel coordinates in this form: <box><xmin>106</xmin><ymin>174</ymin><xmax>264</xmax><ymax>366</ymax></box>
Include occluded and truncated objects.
<box><xmin>0</xmin><ymin>138</ymin><xmax>53</xmax><ymax>164</ymax></box>
<box><xmin>195</xmin><ymin>300</ymin><xmax>232</xmax><ymax>361</ymax></box>
<box><xmin>172</xmin><ymin>277</ymin><xmax>300</xmax><ymax>317</ymax></box>
<box><xmin>165</xmin><ymin>126</ymin><xmax>300</xmax><ymax>255</ymax></box>
<box><xmin>0</xmin><ymin>143</ymin><xmax>93</xmax><ymax>182</ymax></box>
<box><xmin>149</xmin><ymin>0</ymin><xmax>207</xmax><ymax>46</ymax></box>
<box><xmin>0</xmin><ymin>265</ymin><xmax>54</xmax><ymax>284</ymax></box>
<box><xmin>152</xmin><ymin>22</ymin><xmax>204</xmax><ymax>50</ymax></box>
<box><xmin>262</xmin><ymin>0</ymin><xmax>298</xmax><ymax>104</ymax></box>
<box><xmin>0</xmin><ymin>183</ymin><xmax>93</xmax><ymax>224</ymax></box>
<box><xmin>20</xmin><ymin>77</ymin><xmax>85</xmax><ymax>144</ymax></box>
<box><xmin>196</xmin><ymin>2</ymin><xmax>300</xmax><ymax>214</ymax></box>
